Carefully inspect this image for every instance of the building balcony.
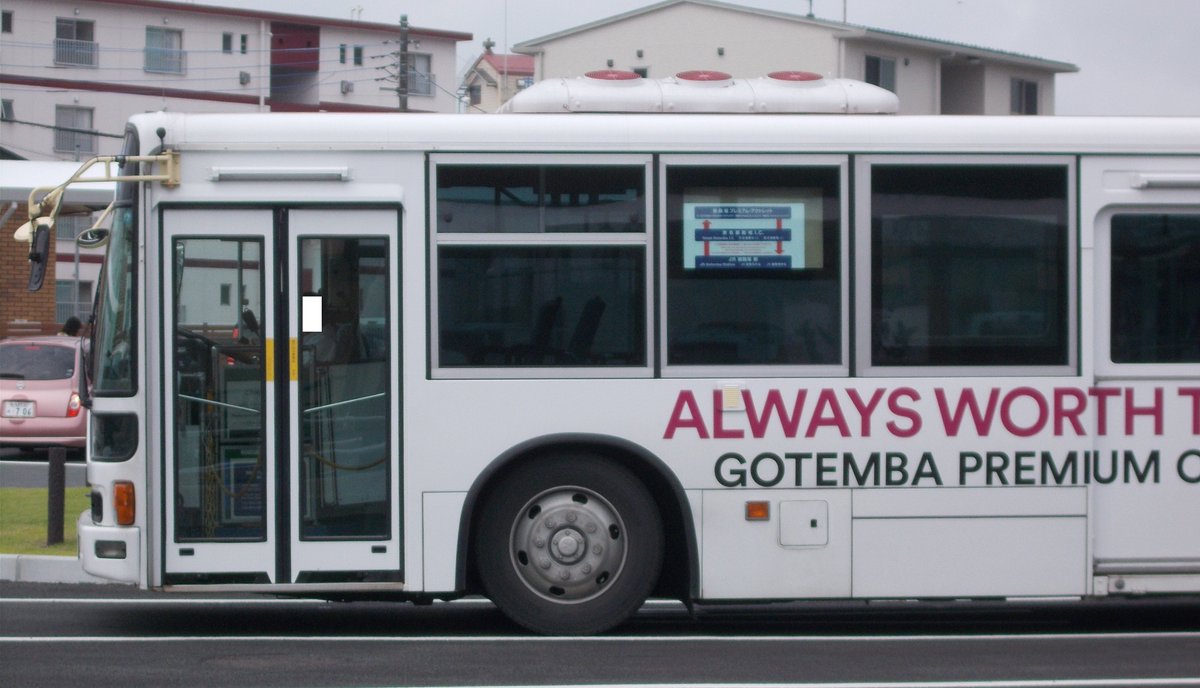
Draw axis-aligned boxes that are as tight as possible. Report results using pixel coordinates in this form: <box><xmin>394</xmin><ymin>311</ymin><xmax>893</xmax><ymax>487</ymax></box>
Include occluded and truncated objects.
<box><xmin>145</xmin><ymin>47</ymin><xmax>187</xmax><ymax>75</ymax></box>
<box><xmin>54</xmin><ymin>38</ymin><xmax>98</xmax><ymax>67</ymax></box>
<box><xmin>408</xmin><ymin>70</ymin><xmax>434</xmax><ymax>96</ymax></box>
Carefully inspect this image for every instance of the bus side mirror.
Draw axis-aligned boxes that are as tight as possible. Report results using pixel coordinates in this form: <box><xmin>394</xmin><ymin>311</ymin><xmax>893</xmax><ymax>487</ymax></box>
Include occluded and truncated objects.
<box><xmin>76</xmin><ymin>227</ymin><xmax>110</xmax><ymax>249</ymax></box>
<box><xmin>78</xmin><ymin>201</ymin><xmax>114</xmax><ymax>249</ymax></box>
<box><xmin>25</xmin><ymin>221</ymin><xmax>52</xmax><ymax>292</ymax></box>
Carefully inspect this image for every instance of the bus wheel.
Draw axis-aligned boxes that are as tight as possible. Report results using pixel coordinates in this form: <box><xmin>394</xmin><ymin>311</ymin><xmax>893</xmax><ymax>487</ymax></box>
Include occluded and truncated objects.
<box><xmin>475</xmin><ymin>455</ymin><xmax>663</xmax><ymax>635</ymax></box>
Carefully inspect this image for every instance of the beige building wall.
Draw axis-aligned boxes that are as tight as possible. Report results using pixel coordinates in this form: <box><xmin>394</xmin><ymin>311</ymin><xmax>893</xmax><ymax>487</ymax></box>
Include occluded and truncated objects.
<box><xmin>841</xmin><ymin>42</ymin><xmax>942</xmax><ymax>115</ymax></box>
<box><xmin>530</xmin><ymin>3</ymin><xmax>845</xmax><ymax>81</ymax></box>
<box><xmin>515</xmin><ymin>1</ymin><xmax>1075</xmax><ymax>117</ymax></box>
<box><xmin>982</xmin><ymin>65</ymin><xmax>1057</xmax><ymax>115</ymax></box>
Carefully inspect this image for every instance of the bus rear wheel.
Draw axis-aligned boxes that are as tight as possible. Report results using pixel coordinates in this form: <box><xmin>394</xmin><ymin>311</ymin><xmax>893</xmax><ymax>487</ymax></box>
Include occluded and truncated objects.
<box><xmin>475</xmin><ymin>455</ymin><xmax>663</xmax><ymax>635</ymax></box>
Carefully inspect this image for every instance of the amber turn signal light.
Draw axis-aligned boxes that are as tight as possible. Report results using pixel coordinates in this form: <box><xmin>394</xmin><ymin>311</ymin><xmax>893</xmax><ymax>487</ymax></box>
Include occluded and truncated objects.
<box><xmin>114</xmin><ymin>481</ymin><xmax>136</xmax><ymax>526</ymax></box>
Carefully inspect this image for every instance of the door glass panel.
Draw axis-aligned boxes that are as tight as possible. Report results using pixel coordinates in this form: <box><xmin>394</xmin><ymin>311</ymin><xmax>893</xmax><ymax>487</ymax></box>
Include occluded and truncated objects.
<box><xmin>172</xmin><ymin>238</ymin><xmax>266</xmax><ymax>541</ymax></box>
<box><xmin>1111</xmin><ymin>213</ymin><xmax>1200</xmax><ymax>363</ymax></box>
<box><xmin>299</xmin><ymin>238</ymin><xmax>390</xmax><ymax>539</ymax></box>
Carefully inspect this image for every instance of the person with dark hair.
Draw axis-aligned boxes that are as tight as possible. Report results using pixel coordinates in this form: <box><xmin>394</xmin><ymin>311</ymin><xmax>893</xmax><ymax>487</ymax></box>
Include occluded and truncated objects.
<box><xmin>59</xmin><ymin>316</ymin><xmax>82</xmax><ymax>337</ymax></box>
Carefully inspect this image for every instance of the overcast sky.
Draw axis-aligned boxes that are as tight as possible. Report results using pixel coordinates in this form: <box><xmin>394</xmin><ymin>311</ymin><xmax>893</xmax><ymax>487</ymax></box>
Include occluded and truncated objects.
<box><xmin>198</xmin><ymin>0</ymin><xmax>1199</xmax><ymax>116</ymax></box>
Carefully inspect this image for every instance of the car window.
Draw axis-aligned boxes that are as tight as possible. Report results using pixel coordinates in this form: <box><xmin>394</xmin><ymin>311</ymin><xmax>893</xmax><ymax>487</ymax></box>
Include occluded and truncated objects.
<box><xmin>0</xmin><ymin>343</ymin><xmax>76</xmax><ymax>380</ymax></box>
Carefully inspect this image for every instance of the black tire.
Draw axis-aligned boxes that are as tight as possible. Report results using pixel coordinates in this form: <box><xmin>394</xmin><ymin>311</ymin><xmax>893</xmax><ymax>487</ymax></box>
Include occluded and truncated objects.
<box><xmin>475</xmin><ymin>454</ymin><xmax>664</xmax><ymax>635</ymax></box>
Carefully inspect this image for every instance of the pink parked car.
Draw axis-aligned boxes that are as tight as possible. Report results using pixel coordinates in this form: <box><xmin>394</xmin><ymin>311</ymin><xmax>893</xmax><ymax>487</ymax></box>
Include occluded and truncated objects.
<box><xmin>0</xmin><ymin>336</ymin><xmax>87</xmax><ymax>449</ymax></box>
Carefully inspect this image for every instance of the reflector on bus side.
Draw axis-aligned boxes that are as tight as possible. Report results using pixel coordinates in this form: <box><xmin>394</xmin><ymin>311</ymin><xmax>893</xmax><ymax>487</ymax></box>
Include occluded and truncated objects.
<box><xmin>745</xmin><ymin>501</ymin><xmax>770</xmax><ymax>521</ymax></box>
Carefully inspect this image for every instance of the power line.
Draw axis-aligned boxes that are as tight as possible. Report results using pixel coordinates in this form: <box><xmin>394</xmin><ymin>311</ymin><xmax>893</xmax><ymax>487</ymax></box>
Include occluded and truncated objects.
<box><xmin>2</xmin><ymin>118</ymin><xmax>125</xmax><ymax>139</ymax></box>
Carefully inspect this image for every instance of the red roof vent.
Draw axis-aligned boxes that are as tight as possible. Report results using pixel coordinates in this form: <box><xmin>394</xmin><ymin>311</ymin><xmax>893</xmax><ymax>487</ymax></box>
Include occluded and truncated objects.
<box><xmin>584</xmin><ymin>69</ymin><xmax>642</xmax><ymax>81</ymax></box>
<box><xmin>676</xmin><ymin>70</ymin><xmax>733</xmax><ymax>83</ymax></box>
<box><xmin>767</xmin><ymin>70</ymin><xmax>824</xmax><ymax>82</ymax></box>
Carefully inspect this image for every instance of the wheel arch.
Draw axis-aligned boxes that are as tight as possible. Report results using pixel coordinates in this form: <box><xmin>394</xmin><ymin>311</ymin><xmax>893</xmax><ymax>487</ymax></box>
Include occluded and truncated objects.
<box><xmin>455</xmin><ymin>433</ymin><xmax>698</xmax><ymax>603</ymax></box>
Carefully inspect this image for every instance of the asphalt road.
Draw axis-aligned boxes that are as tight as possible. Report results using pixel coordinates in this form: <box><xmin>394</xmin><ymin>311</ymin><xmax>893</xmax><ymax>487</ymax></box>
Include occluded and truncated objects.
<box><xmin>3</xmin><ymin>581</ymin><xmax>1199</xmax><ymax>688</ymax></box>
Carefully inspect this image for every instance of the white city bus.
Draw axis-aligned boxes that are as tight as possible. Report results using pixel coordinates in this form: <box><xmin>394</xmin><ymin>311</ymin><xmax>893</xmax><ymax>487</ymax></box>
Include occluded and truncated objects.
<box><xmin>18</xmin><ymin>72</ymin><xmax>1200</xmax><ymax>634</ymax></box>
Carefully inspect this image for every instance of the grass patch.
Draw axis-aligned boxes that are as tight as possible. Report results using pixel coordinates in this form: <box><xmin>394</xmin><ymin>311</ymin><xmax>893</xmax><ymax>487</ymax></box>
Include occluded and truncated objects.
<box><xmin>0</xmin><ymin>487</ymin><xmax>91</xmax><ymax>556</ymax></box>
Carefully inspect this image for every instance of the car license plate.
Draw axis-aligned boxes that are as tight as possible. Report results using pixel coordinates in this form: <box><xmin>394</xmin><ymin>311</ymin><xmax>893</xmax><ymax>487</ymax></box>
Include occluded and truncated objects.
<box><xmin>3</xmin><ymin>400</ymin><xmax>35</xmax><ymax>418</ymax></box>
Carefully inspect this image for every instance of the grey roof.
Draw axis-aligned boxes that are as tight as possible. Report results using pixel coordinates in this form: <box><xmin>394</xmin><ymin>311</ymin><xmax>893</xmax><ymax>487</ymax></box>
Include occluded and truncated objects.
<box><xmin>847</xmin><ymin>24</ymin><xmax>1077</xmax><ymax>72</ymax></box>
<box><xmin>1</xmin><ymin>161</ymin><xmax>115</xmax><ymax>205</ymax></box>
<box><xmin>513</xmin><ymin>0</ymin><xmax>1077</xmax><ymax>73</ymax></box>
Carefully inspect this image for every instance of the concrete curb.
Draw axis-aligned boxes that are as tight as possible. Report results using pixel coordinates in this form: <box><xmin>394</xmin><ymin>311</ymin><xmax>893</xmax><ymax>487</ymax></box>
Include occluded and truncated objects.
<box><xmin>0</xmin><ymin>553</ymin><xmax>113</xmax><ymax>584</ymax></box>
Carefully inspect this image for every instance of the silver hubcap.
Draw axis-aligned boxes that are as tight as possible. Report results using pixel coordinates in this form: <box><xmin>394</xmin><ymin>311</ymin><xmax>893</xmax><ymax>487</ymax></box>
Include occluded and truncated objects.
<box><xmin>510</xmin><ymin>486</ymin><xmax>626</xmax><ymax>603</ymax></box>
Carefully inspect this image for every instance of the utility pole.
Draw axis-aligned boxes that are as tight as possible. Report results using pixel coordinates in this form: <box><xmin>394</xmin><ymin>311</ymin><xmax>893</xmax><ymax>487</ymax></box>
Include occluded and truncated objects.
<box><xmin>375</xmin><ymin>15</ymin><xmax>411</xmax><ymax>112</ymax></box>
<box><xmin>398</xmin><ymin>14</ymin><xmax>409</xmax><ymax>112</ymax></box>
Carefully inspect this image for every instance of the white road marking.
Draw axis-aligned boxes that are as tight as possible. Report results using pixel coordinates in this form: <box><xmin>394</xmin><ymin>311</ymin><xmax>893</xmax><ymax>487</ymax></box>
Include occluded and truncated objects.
<box><xmin>371</xmin><ymin>682</ymin><xmax>1200</xmax><ymax>688</ymax></box>
<box><xmin>2</xmin><ymin>632</ymin><xmax>1199</xmax><ymax>643</ymax></box>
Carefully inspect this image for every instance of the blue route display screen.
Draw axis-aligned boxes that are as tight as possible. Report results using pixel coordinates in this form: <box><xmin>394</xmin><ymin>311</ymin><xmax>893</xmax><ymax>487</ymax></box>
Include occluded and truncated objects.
<box><xmin>683</xmin><ymin>202</ymin><xmax>807</xmax><ymax>270</ymax></box>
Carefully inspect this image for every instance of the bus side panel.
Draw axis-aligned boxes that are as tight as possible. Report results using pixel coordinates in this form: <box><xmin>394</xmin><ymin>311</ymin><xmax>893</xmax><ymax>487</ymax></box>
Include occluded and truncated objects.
<box><xmin>851</xmin><ymin>487</ymin><xmax>1087</xmax><ymax>597</ymax></box>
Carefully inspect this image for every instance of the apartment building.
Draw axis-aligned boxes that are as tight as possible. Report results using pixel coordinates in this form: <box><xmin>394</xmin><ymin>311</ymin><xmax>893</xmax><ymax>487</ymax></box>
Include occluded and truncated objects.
<box><xmin>0</xmin><ymin>0</ymin><xmax>472</xmax><ymax>161</ymax></box>
<box><xmin>1</xmin><ymin>1</ymin><xmax>470</xmax><ymax>334</ymax></box>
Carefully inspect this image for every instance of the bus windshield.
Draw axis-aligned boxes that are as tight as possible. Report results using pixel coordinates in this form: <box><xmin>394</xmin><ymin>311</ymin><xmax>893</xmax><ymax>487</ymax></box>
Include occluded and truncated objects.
<box><xmin>91</xmin><ymin>130</ymin><xmax>139</xmax><ymax>395</ymax></box>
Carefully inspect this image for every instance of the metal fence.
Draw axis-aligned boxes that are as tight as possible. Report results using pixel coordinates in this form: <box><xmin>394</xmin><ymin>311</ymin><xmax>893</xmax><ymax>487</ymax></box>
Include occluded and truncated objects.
<box><xmin>144</xmin><ymin>47</ymin><xmax>187</xmax><ymax>74</ymax></box>
<box><xmin>410</xmin><ymin>70</ymin><xmax>434</xmax><ymax>96</ymax></box>
<box><xmin>53</xmin><ymin>127</ymin><xmax>96</xmax><ymax>155</ymax></box>
<box><xmin>55</xmin><ymin>301</ymin><xmax>93</xmax><ymax>325</ymax></box>
<box><xmin>54</xmin><ymin>38</ymin><xmax>98</xmax><ymax>67</ymax></box>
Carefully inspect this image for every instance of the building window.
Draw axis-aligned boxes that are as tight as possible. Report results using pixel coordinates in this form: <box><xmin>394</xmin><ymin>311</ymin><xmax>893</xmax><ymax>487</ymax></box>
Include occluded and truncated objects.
<box><xmin>219</xmin><ymin>283</ymin><xmax>232</xmax><ymax>306</ymax></box>
<box><xmin>870</xmin><ymin>164</ymin><xmax>1070</xmax><ymax>368</ymax></box>
<box><xmin>353</xmin><ymin>45</ymin><xmax>363</xmax><ymax>66</ymax></box>
<box><xmin>1111</xmin><ymin>214</ymin><xmax>1200</xmax><ymax>363</ymax></box>
<box><xmin>339</xmin><ymin>44</ymin><xmax>347</xmax><ymax>64</ymax></box>
<box><xmin>56</xmin><ymin>280</ymin><xmax>93</xmax><ymax>324</ymax></box>
<box><xmin>2</xmin><ymin>10</ymin><xmax>13</xmax><ymax>33</ymax></box>
<box><xmin>408</xmin><ymin>53</ymin><xmax>434</xmax><ymax>96</ymax></box>
<box><xmin>222</xmin><ymin>32</ymin><xmax>233</xmax><ymax>54</ymax></box>
<box><xmin>54</xmin><ymin>105</ymin><xmax>96</xmax><ymax>156</ymax></box>
<box><xmin>55</xmin><ymin>18</ymin><xmax>97</xmax><ymax>67</ymax></box>
<box><xmin>55</xmin><ymin>214</ymin><xmax>91</xmax><ymax>242</ymax></box>
<box><xmin>1011</xmin><ymin>78</ymin><xmax>1038</xmax><ymax>115</ymax></box>
<box><xmin>467</xmin><ymin>84</ymin><xmax>481</xmax><ymax>106</ymax></box>
<box><xmin>145</xmin><ymin>27</ymin><xmax>185</xmax><ymax>74</ymax></box>
<box><xmin>0</xmin><ymin>99</ymin><xmax>12</xmax><ymax>121</ymax></box>
<box><xmin>633</xmin><ymin>67</ymin><xmax>648</xmax><ymax>78</ymax></box>
<box><xmin>864</xmin><ymin>54</ymin><xmax>896</xmax><ymax>93</ymax></box>
<box><xmin>240</xmin><ymin>34</ymin><xmax>248</xmax><ymax>54</ymax></box>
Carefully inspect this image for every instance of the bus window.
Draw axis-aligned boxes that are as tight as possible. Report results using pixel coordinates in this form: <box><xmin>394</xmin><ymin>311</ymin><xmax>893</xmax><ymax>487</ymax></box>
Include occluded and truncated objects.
<box><xmin>438</xmin><ymin>246</ymin><xmax>645</xmax><ymax>366</ymax></box>
<box><xmin>1111</xmin><ymin>213</ymin><xmax>1200</xmax><ymax>363</ymax></box>
<box><xmin>91</xmin><ymin>129</ymin><xmax>140</xmax><ymax>396</ymax></box>
<box><xmin>665</xmin><ymin>165</ymin><xmax>841</xmax><ymax>367</ymax></box>
<box><xmin>869</xmin><ymin>164</ymin><xmax>1069</xmax><ymax>368</ymax></box>
<box><xmin>434</xmin><ymin>160</ymin><xmax>649</xmax><ymax>369</ymax></box>
<box><xmin>437</xmin><ymin>165</ymin><xmax>644</xmax><ymax>234</ymax></box>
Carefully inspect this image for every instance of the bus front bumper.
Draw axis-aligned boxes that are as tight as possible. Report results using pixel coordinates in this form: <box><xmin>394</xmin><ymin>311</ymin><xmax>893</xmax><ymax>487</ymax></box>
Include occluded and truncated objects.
<box><xmin>77</xmin><ymin>510</ymin><xmax>140</xmax><ymax>584</ymax></box>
